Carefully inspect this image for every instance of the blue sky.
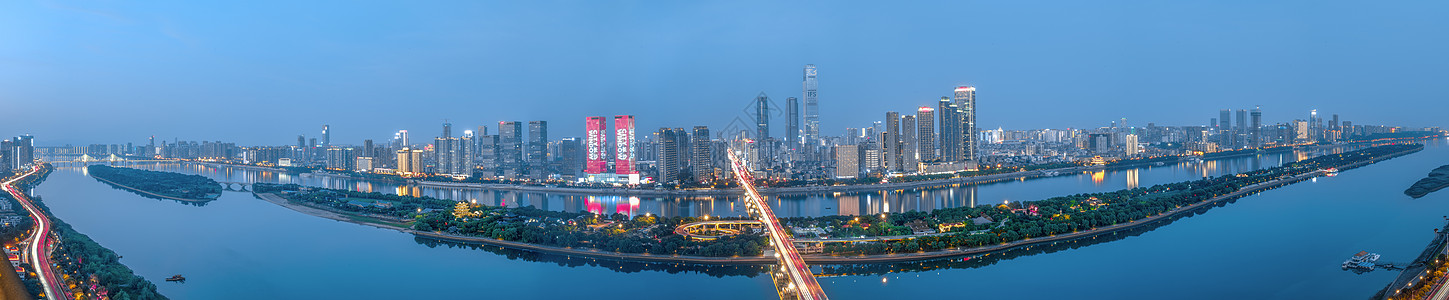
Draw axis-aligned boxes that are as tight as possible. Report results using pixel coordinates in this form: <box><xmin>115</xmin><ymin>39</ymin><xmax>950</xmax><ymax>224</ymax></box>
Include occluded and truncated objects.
<box><xmin>2</xmin><ymin>1</ymin><xmax>1446</xmax><ymax>146</ymax></box>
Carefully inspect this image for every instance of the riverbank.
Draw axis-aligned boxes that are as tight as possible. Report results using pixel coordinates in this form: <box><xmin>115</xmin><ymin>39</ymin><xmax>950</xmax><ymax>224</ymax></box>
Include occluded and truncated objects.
<box><xmin>251</xmin><ymin>192</ymin><xmax>408</xmax><ymax>231</ymax></box>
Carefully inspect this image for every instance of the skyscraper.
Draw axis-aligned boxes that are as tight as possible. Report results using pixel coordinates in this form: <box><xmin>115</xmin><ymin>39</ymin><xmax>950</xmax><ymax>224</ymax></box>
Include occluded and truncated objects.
<box><xmin>322</xmin><ymin>125</ymin><xmax>330</xmax><ymax>148</ymax></box>
<box><xmin>691</xmin><ymin>126</ymin><xmax>712</xmax><ymax>183</ymax></box>
<box><xmin>527</xmin><ymin>121</ymin><xmax>548</xmax><ymax>178</ymax></box>
<box><xmin>938</xmin><ymin>97</ymin><xmax>960</xmax><ymax>162</ymax></box>
<box><xmin>901</xmin><ymin>115</ymin><xmax>918</xmax><ymax>173</ymax></box>
<box><xmin>755</xmin><ymin>93</ymin><xmax>771</xmax><ymax>166</ymax></box>
<box><xmin>458</xmin><ymin>130</ymin><xmax>474</xmax><ymax>175</ymax></box>
<box><xmin>953</xmin><ymin>86</ymin><xmax>977</xmax><ymax>161</ymax></box>
<box><xmin>656</xmin><ymin>128</ymin><xmax>686</xmax><ymax>184</ymax></box>
<box><xmin>498</xmin><ymin>121</ymin><xmax>524</xmax><ymax>177</ymax></box>
<box><xmin>1236</xmin><ymin>109</ymin><xmax>1247</xmax><ymax>148</ymax></box>
<box><xmin>614</xmin><ymin>115</ymin><xmax>636</xmax><ymax>175</ymax></box>
<box><xmin>584</xmin><ymin>116</ymin><xmax>608</xmax><ymax>174</ymax></box>
<box><xmin>1250</xmin><ymin>106</ymin><xmax>1263</xmax><ymax>147</ymax></box>
<box><xmin>786</xmin><ymin>97</ymin><xmax>800</xmax><ymax>149</ymax></box>
<box><xmin>1219</xmin><ymin>110</ymin><xmax>1231</xmax><ymax>147</ymax></box>
<box><xmin>557</xmin><ymin>137</ymin><xmax>583</xmax><ymax>177</ymax></box>
<box><xmin>884</xmin><ymin>111</ymin><xmax>901</xmax><ymax>172</ymax></box>
<box><xmin>916</xmin><ymin>106</ymin><xmax>936</xmax><ymax>162</ymax></box>
<box><xmin>802</xmin><ymin>64</ymin><xmax>819</xmax><ymax>149</ymax></box>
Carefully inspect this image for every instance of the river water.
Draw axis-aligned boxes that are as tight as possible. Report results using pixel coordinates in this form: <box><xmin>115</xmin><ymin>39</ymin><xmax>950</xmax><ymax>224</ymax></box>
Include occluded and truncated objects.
<box><xmin>30</xmin><ymin>139</ymin><xmax>1449</xmax><ymax>299</ymax></box>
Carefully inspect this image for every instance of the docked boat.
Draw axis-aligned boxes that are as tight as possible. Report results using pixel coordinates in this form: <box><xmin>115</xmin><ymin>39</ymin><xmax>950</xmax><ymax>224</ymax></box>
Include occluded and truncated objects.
<box><xmin>1342</xmin><ymin>251</ymin><xmax>1379</xmax><ymax>270</ymax></box>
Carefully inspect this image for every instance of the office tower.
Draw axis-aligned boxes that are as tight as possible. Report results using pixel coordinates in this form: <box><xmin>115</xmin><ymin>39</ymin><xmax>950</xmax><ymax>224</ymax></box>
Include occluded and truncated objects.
<box><xmin>1250</xmin><ymin>106</ymin><xmax>1262</xmax><ymax>147</ymax></box>
<box><xmin>861</xmin><ymin>139</ymin><xmax>881</xmax><ymax>174</ymax></box>
<box><xmin>459</xmin><ymin>131</ymin><xmax>475</xmax><ymax>175</ymax></box>
<box><xmin>434</xmin><ymin>136</ymin><xmax>454</xmax><ymax>174</ymax></box>
<box><xmin>803</xmin><ymin>64</ymin><xmax>819</xmax><ymax>148</ymax></box>
<box><xmin>326</xmin><ymin>148</ymin><xmax>355</xmax><ymax>170</ymax></box>
<box><xmin>786</xmin><ymin>97</ymin><xmax>800</xmax><ymax>150</ymax></box>
<box><xmin>901</xmin><ymin>115</ymin><xmax>918</xmax><ymax>173</ymax></box>
<box><xmin>916</xmin><ymin>106</ymin><xmax>936</xmax><ymax>162</ymax></box>
<box><xmin>691</xmin><ymin>126</ymin><xmax>712</xmax><ymax>182</ymax></box>
<box><xmin>1218</xmin><ymin>109</ymin><xmax>1231</xmax><ymax>147</ymax></box>
<box><xmin>0</xmin><ymin>140</ymin><xmax>11</xmax><ymax>171</ymax></box>
<box><xmin>1089</xmin><ymin>133</ymin><xmax>1113</xmax><ymax>154</ymax></box>
<box><xmin>1309</xmin><ymin>110</ymin><xmax>1320</xmax><ymax>142</ymax></box>
<box><xmin>834</xmin><ymin>145</ymin><xmax>859</xmax><ymax>178</ymax></box>
<box><xmin>1124</xmin><ymin>134</ymin><xmax>1139</xmax><ymax>157</ymax></box>
<box><xmin>442</xmin><ymin>122</ymin><xmax>452</xmax><ymax>139</ymax></box>
<box><xmin>1294</xmin><ymin>120</ymin><xmax>1310</xmax><ymax>142</ymax></box>
<box><xmin>938</xmin><ymin>97</ymin><xmax>960</xmax><ymax>161</ymax></box>
<box><xmin>15</xmin><ymin>135</ymin><xmax>33</xmax><ymax>167</ymax></box>
<box><xmin>322</xmin><ymin>125</ymin><xmax>330</xmax><ymax>148</ymax></box>
<box><xmin>656</xmin><ymin>128</ymin><xmax>686</xmax><ymax>183</ymax></box>
<box><xmin>396</xmin><ymin>149</ymin><xmax>424</xmax><ymax>174</ymax></box>
<box><xmin>557</xmin><ymin>137</ymin><xmax>583</xmax><ymax>177</ymax></box>
<box><xmin>498</xmin><ymin>121</ymin><xmax>524</xmax><ymax>177</ymax></box>
<box><xmin>478</xmin><ymin>133</ymin><xmax>499</xmax><ymax>177</ymax></box>
<box><xmin>355</xmin><ymin>157</ymin><xmax>374</xmax><ymax>172</ymax></box>
<box><xmin>397</xmin><ymin>130</ymin><xmax>410</xmax><ymax>148</ymax></box>
<box><xmin>614</xmin><ymin>115</ymin><xmax>636</xmax><ymax>175</ymax></box>
<box><xmin>1236</xmin><ymin>109</ymin><xmax>1247</xmax><ymax>148</ymax></box>
<box><xmin>884</xmin><ymin>111</ymin><xmax>901</xmax><ymax>172</ymax></box>
<box><xmin>362</xmin><ymin>139</ymin><xmax>374</xmax><ymax>158</ymax></box>
<box><xmin>752</xmin><ymin>93</ymin><xmax>771</xmax><ymax>167</ymax></box>
<box><xmin>527</xmin><ymin>121</ymin><xmax>548</xmax><ymax>178</ymax></box>
<box><xmin>584</xmin><ymin>117</ymin><xmax>608</xmax><ymax>174</ymax></box>
<box><xmin>953</xmin><ymin>86</ymin><xmax>977</xmax><ymax>161</ymax></box>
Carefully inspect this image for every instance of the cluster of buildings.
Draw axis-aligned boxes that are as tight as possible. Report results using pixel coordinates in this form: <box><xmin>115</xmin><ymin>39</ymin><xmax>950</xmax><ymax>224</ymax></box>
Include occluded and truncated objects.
<box><xmin>31</xmin><ymin>65</ymin><xmax>1445</xmax><ymax>188</ymax></box>
<box><xmin>0</xmin><ymin>134</ymin><xmax>35</xmax><ymax>175</ymax></box>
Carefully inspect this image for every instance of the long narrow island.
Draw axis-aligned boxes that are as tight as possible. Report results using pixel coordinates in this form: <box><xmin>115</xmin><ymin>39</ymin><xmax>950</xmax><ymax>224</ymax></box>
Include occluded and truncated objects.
<box><xmin>253</xmin><ymin>144</ymin><xmax>1421</xmax><ymax>265</ymax></box>
<box><xmin>87</xmin><ymin>165</ymin><xmax>221</xmax><ymax>202</ymax></box>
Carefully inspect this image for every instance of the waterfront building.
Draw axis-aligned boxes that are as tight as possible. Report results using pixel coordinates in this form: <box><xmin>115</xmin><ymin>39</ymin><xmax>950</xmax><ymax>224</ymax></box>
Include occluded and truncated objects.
<box><xmin>917</xmin><ymin>106</ymin><xmax>936</xmax><ymax>162</ymax></box>
<box><xmin>584</xmin><ymin>116</ymin><xmax>608</xmax><ymax>174</ymax></box>
<box><xmin>1235</xmin><ymin>109</ymin><xmax>1247</xmax><ymax>148</ymax></box>
<box><xmin>557</xmin><ymin>137</ymin><xmax>583</xmax><ymax>178</ymax></box>
<box><xmin>499</xmin><ymin>121</ymin><xmax>524</xmax><ymax>177</ymax></box>
<box><xmin>1251</xmin><ymin>106</ymin><xmax>1263</xmax><ymax>147</ymax></box>
<box><xmin>614</xmin><ymin>115</ymin><xmax>637</xmax><ymax>176</ymax></box>
<box><xmin>953</xmin><ymin>86</ymin><xmax>977</xmax><ymax>161</ymax></box>
<box><xmin>1124</xmin><ymin>134</ymin><xmax>1139</xmax><ymax>157</ymax></box>
<box><xmin>938</xmin><ymin>97</ymin><xmax>960</xmax><ymax>162</ymax></box>
<box><xmin>656</xmin><ymin>128</ymin><xmax>687</xmax><ymax>184</ymax></box>
<box><xmin>691</xmin><ymin>126</ymin><xmax>713</xmax><ymax>183</ymax></box>
<box><xmin>884</xmin><ymin>111</ymin><xmax>901</xmax><ymax>172</ymax></box>
<box><xmin>803</xmin><ymin>64</ymin><xmax>819</xmax><ymax>150</ymax></box>
<box><xmin>834</xmin><ymin>145</ymin><xmax>858</xmax><ymax>178</ymax></box>
<box><xmin>527</xmin><ymin>121</ymin><xmax>548</xmax><ymax>179</ymax></box>
<box><xmin>901</xmin><ymin>115</ymin><xmax>918</xmax><ymax>173</ymax></box>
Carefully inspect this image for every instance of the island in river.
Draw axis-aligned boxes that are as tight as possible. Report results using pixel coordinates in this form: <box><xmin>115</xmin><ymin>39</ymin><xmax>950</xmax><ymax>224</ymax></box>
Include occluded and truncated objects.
<box><xmin>1405</xmin><ymin>165</ymin><xmax>1449</xmax><ymax>198</ymax></box>
<box><xmin>87</xmin><ymin>165</ymin><xmax>221</xmax><ymax>202</ymax></box>
<box><xmin>252</xmin><ymin>143</ymin><xmax>1422</xmax><ymax>264</ymax></box>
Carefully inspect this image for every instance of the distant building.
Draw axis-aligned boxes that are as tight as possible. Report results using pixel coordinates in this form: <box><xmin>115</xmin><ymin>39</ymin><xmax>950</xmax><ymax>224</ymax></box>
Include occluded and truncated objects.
<box><xmin>499</xmin><ymin>121</ymin><xmax>524</xmax><ymax>177</ymax></box>
<box><xmin>834</xmin><ymin>145</ymin><xmax>858</xmax><ymax>178</ymax></box>
<box><xmin>954</xmin><ymin>86</ymin><xmax>977</xmax><ymax>161</ymax></box>
<box><xmin>527</xmin><ymin>121</ymin><xmax>549</xmax><ymax>178</ymax></box>
<box><xmin>916</xmin><ymin>106</ymin><xmax>936</xmax><ymax>162</ymax></box>
<box><xmin>614</xmin><ymin>115</ymin><xmax>637</xmax><ymax>175</ymax></box>
<box><xmin>691</xmin><ymin>126</ymin><xmax>713</xmax><ymax>183</ymax></box>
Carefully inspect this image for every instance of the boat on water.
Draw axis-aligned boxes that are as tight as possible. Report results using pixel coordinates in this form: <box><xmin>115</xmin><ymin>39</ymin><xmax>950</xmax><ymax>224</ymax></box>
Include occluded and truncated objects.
<box><xmin>1342</xmin><ymin>251</ymin><xmax>1380</xmax><ymax>270</ymax></box>
<box><xmin>1321</xmin><ymin>168</ymin><xmax>1340</xmax><ymax>177</ymax></box>
<box><xmin>166</xmin><ymin>274</ymin><xmax>186</xmax><ymax>282</ymax></box>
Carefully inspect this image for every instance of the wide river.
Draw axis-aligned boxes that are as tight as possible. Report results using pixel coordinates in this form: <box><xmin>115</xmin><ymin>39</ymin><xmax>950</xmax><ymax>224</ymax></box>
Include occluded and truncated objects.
<box><xmin>29</xmin><ymin>139</ymin><xmax>1449</xmax><ymax>299</ymax></box>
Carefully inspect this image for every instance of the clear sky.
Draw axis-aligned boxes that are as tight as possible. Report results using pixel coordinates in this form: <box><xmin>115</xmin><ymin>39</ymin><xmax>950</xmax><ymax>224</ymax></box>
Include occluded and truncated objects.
<box><xmin>2</xmin><ymin>1</ymin><xmax>1446</xmax><ymax>146</ymax></box>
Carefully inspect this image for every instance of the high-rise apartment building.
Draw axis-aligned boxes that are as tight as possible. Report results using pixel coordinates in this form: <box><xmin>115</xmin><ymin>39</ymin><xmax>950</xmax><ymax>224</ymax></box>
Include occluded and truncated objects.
<box><xmin>584</xmin><ymin>116</ymin><xmax>608</xmax><ymax>174</ymax></box>
<box><xmin>786</xmin><ymin>97</ymin><xmax>799</xmax><ymax>152</ymax></box>
<box><xmin>938</xmin><ymin>97</ymin><xmax>960</xmax><ymax>162</ymax></box>
<box><xmin>916</xmin><ymin>106</ymin><xmax>936</xmax><ymax>162</ymax></box>
<box><xmin>691</xmin><ymin>126</ymin><xmax>712</xmax><ymax>183</ymax></box>
<box><xmin>901</xmin><ymin>115</ymin><xmax>918</xmax><ymax>173</ymax></box>
<box><xmin>498</xmin><ymin>121</ymin><xmax>524</xmax><ymax>177</ymax></box>
<box><xmin>1218</xmin><ymin>109</ymin><xmax>1231</xmax><ymax>147</ymax></box>
<box><xmin>834</xmin><ymin>145</ymin><xmax>858</xmax><ymax>178</ymax></box>
<box><xmin>322</xmin><ymin>125</ymin><xmax>330</xmax><ymax>148</ymax></box>
<box><xmin>884</xmin><ymin>111</ymin><xmax>901</xmax><ymax>172</ymax></box>
<box><xmin>527</xmin><ymin>121</ymin><xmax>548</xmax><ymax>178</ymax></box>
<box><xmin>1250</xmin><ymin>106</ymin><xmax>1263</xmax><ymax>147</ymax></box>
<box><xmin>656</xmin><ymin>128</ymin><xmax>687</xmax><ymax>184</ymax></box>
<box><xmin>953</xmin><ymin>86</ymin><xmax>977</xmax><ymax>161</ymax></box>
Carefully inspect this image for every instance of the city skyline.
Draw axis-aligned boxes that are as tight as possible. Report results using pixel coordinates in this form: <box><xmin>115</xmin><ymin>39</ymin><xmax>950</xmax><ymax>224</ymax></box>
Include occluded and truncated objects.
<box><xmin>5</xmin><ymin>1</ymin><xmax>1447</xmax><ymax>145</ymax></box>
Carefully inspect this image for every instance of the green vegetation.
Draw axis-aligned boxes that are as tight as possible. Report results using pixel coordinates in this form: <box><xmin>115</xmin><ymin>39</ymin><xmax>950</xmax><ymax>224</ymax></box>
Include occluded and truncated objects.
<box><xmin>782</xmin><ymin>144</ymin><xmax>1420</xmax><ymax>255</ymax></box>
<box><xmin>87</xmin><ymin>165</ymin><xmax>220</xmax><ymax>200</ymax></box>
<box><xmin>51</xmin><ymin>217</ymin><xmax>167</xmax><ymax>300</ymax></box>
<box><xmin>255</xmin><ymin>183</ymin><xmax>767</xmax><ymax>257</ymax></box>
<box><xmin>1405</xmin><ymin>165</ymin><xmax>1449</xmax><ymax>198</ymax></box>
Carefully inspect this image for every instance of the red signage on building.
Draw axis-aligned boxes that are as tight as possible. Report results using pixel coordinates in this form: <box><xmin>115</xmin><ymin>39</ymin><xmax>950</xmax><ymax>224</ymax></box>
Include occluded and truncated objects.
<box><xmin>614</xmin><ymin>115</ymin><xmax>636</xmax><ymax>174</ymax></box>
<box><xmin>584</xmin><ymin>116</ymin><xmax>607</xmax><ymax>174</ymax></box>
